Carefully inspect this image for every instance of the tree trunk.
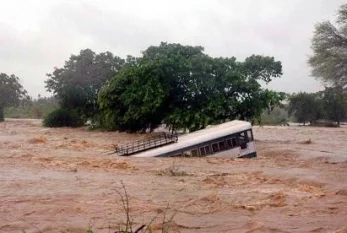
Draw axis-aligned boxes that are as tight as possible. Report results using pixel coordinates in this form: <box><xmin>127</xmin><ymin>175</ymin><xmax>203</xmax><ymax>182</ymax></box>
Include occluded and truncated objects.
<box><xmin>0</xmin><ymin>106</ymin><xmax>4</xmax><ymax>122</ymax></box>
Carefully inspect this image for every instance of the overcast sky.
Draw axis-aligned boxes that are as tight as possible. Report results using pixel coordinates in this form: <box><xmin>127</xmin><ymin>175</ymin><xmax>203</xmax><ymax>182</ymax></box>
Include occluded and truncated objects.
<box><xmin>0</xmin><ymin>0</ymin><xmax>345</xmax><ymax>98</ymax></box>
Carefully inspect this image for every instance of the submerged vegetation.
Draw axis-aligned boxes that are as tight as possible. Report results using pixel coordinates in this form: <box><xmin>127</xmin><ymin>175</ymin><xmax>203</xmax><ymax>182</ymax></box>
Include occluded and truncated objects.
<box><xmin>43</xmin><ymin>108</ymin><xmax>84</xmax><ymax>128</ymax></box>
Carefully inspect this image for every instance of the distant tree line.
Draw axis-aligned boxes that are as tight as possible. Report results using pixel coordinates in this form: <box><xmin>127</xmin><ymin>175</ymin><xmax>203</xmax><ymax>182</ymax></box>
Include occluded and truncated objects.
<box><xmin>288</xmin><ymin>88</ymin><xmax>347</xmax><ymax>126</ymax></box>
<box><xmin>4</xmin><ymin>96</ymin><xmax>58</xmax><ymax>119</ymax></box>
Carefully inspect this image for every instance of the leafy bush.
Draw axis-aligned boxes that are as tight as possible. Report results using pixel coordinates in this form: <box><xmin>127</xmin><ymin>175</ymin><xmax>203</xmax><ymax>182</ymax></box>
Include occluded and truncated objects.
<box><xmin>43</xmin><ymin>108</ymin><xmax>84</xmax><ymax>127</ymax></box>
<box><xmin>259</xmin><ymin>107</ymin><xmax>291</xmax><ymax>126</ymax></box>
<box><xmin>288</xmin><ymin>89</ymin><xmax>347</xmax><ymax>126</ymax></box>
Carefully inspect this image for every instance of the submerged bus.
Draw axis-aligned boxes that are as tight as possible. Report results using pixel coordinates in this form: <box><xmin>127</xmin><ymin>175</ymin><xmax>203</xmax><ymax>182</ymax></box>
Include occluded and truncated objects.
<box><xmin>129</xmin><ymin>120</ymin><xmax>256</xmax><ymax>158</ymax></box>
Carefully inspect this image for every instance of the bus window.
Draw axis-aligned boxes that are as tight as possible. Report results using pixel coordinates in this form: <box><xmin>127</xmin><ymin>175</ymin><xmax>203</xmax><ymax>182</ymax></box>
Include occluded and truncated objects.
<box><xmin>227</xmin><ymin>139</ymin><xmax>232</xmax><ymax>148</ymax></box>
<box><xmin>247</xmin><ymin>130</ymin><xmax>253</xmax><ymax>141</ymax></box>
<box><xmin>170</xmin><ymin>152</ymin><xmax>182</xmax><ymax>157</ymax></box>
<box><xmin>212</xmin><ymin>143</ymin><xmax>219</xmax><ymax>153</ymax></box>
<box><xmin>219</xmin><ymin>141</ymin><xmax>226</xmax><ymax>151</ymax></box>
<box><xmin>200</xmin><ymin>147</ymin><xmax>206</xmax><ymax>156</ymax></box>
<box><xmin>191</xmin><ymin>149</ymin><xmax>198</xmax><ymax>157</ymax></box>
<box><xmin>232</xmin><ymin>138</ymin><xmax>237</xmax><ymax>147</ymax></box>
<box><xmin>240</xmin><ymin>143</ymin><xmax>247</xmax><ymax>149</ymax></box>
<box><xmin>238</xmin><ymin>132</ymin><xmax>248</xmax><ymax>149</ymax></box>
<box><xmin>239</xmin><ymin>132</ymin><xmax>246</xmax><ymax>139</ymax></box>
<box><xmin>183</xmin><ymin>150</ymin><xmax>192</xmax><ymax>157</ymax></box>
<box><xmin>205</xmin><ymin>145</ymin><xmax>211</xmax><ymax>155</ymax></box>
<box><xmin>238</xmin><ymin>132</ymin><xmax>248</xmax><ymax>142</ymax></box>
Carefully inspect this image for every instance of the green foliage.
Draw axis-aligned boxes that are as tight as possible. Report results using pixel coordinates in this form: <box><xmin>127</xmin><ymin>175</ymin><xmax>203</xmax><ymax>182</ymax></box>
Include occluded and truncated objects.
<box><xmin>308</xmin><ymin>4</ymin><xmax>347</xmax><ymax>87</ymax></box>
<box><xmin>98</xmin><ymin>64</ymin><xmax>169</xmax><ymax>131</ymax></box>
<box><xmin>288</xmin><ymin>92</ymin><xmax>322</xmax><ymax>125</ymax></box>
<box><xmin>98</xmin><ymin>42</ymin><xmax>284</xmax><ymax>132</ymax></box>
<box><xmin>259</xmin><ymin>107</ymin><xmax>290</xmax><ymax>126</ymax></box>
<box><xmin>45</xmin><ymin>49</ymin><xmax>125</xmax><ymax>121</ymax></box>
<box><xmin>319</xmin><ymin>87</ymin><xmax>347</xmax><ymax>125</ymax></box>
<box><xmin>307</xmin><ymin>4</ymin><xmax>347</xmax><ymax>126</ymax></box>
<box><xmin>288</xmin><ymin>88</ymin><xmax>347</xmax><ymax>125</ymax></box>
<box><xmin>0</xmin><ymin>73</ymin><xmax>28</xmax><ymax>121</ymax></box>
<box><xmin>4</xmin><ymin>96</ymin><xmax>58</xmax><ymax>119</ymax></box>
<box><xmin>43</xmin><ymin>108</ymin><xmax>84</xmax><ymax>127</ymax></box>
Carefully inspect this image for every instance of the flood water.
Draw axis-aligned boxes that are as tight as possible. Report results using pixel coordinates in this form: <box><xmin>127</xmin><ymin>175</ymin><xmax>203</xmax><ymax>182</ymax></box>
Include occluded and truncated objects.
<box><xmin>1</xmin><ymin>119</ymin><xmax>347</xmax><ymax>232</ymax></box>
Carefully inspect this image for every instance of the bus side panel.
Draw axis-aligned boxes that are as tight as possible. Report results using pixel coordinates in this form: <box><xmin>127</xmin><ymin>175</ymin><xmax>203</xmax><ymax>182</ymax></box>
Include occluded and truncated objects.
<box><xmin>239</xmin><ymin>141</ymin><xmax>256</xmax><ymax>158</ymax></box>
<box><xmin>208</xmin><ymin>147</ymin><xmax>241</xmax><ymax>158</ymax></box>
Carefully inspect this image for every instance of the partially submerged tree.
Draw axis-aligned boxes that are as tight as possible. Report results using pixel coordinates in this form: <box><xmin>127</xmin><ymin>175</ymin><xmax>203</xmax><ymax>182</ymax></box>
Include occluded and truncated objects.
<box><xmin>99</xmin><ymin>42</ymin><xmax>284</xmax><ymax>132</ymax></box>
<box><xmin>289</xmin><ymin>89</ymin><xmax>347</xmax><ymax>126</ymax></box>
<box><xmin>309</xmin><ymin>4</ymin><xmax>347</xmax><ymax>87</ymax></box>
<box><xmin>319</xmin><ymin>87</ymin><xmax>347</xmax><ymax>125</ymax></box>
<box><xmin>45</xmin><ymin>49</ymin><xmax>125</xmax><ymax>121</ymax></box>
<box><xmin>0</xmin><ymin>73</ymin><xmax>28</xmax><ymax>121</ymax></box>
<box><xmin>98</xmin><ymin>63</ymin><xmax>170</xmax><ymax>131</ymax></box>
<box><xmin>288</xmin><ymin>92</ymin><xmax>323</xmax><ymax>125</ymax></box>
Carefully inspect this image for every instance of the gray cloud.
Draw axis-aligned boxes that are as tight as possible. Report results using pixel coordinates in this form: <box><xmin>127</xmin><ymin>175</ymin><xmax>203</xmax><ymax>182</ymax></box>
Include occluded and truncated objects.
<box><xmin>0</xmin><ymin>0</ymin><xmax>345</xmax><ymax>97</ymax></box>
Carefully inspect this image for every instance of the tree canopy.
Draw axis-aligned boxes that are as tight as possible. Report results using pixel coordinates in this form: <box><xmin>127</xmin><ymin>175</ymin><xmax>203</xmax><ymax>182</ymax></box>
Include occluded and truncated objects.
<box><xmin>99</xmin><ymin>42</ymin><xmax>284</xmax><ymax>132</ymax></box>
<box><xmin>0</xmin><ymin>73</ymin><xmax>28</xmax><ymax>121</ymax></box>
<box><xmin>45</xmin><ymin>49</ymin><xmax>125</xmax><ymax>120</ymax></box>
<box><xmin>309</xmin><ymin>4</ymin><xmax>347</xmax><ymax>87</ymax></box>
<box><xmin>319</xmin><ymin>87</ymin><xmax>347</xmax><ymax>125</ymax></box>
<box><xmin>288</xmin><ymin>88</ymin><xmax>347</xmax><ymax>126</ymax></box>
<box><xmin>288</xmin><ymin>92</ymin><xmax>322</xmax><ymax>125</ymax></box>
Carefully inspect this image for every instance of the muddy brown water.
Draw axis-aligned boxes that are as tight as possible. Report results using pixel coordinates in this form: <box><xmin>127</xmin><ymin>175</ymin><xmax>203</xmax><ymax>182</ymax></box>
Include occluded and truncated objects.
<box><xmin>1</xmin><ymin>119</ymin><xmax>347</xmax><ymax>233</ymax></box>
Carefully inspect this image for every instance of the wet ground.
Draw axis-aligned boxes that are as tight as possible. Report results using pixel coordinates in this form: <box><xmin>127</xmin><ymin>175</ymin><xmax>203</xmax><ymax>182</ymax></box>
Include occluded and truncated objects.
<box><xmin>1</xmin><ymin>119</ymin><xmax>347</xmax><ymax>233</ymax></box>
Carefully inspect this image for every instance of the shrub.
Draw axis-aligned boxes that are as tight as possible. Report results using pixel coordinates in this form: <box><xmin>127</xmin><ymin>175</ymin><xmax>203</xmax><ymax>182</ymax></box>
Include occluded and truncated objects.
<box><xmin>259</xmin><ymin>107</ymin><xmax>291</xmax><ymax>126</ymax></box>
<box><xmin>43</xmin><ymin>108</ymin><xmax>84</xmax><ymax>127</ymax></box>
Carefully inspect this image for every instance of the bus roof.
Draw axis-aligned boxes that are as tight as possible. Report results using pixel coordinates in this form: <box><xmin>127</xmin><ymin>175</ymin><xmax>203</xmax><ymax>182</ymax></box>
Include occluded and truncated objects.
<box><xmin>132</xmin><ymin>120</ymin><xmax>252</xmax><ymax>158</ymax></box>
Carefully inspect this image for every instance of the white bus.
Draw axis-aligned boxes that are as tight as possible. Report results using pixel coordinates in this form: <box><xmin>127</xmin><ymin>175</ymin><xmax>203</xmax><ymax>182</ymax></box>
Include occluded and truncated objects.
<box><xmin>130</xmin><ymin>120</ymin><xmax>256</xmax><ymax>158</ymax></box>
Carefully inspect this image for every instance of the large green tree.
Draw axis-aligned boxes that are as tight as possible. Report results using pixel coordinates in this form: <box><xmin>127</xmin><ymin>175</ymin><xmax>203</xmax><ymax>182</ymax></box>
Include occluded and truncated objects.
<box><xmin>288</xmin><ymin>92</ymin><xmax>323</xmax><ymax>125</ymax></box>
<box><xmin>319</xmin><ymin>87</ymin><xmax>347</xmax><ymax>125</ymax></box>
<box><xmin>99</xmin><ymin>42</ymin><xmax>284</xmax><ymax>132</ymax></box>
<box><xmin>98</xmin><ymin>62</ymin><xmax>170</xmax><ymax>131</ymax></box>
<box><xmin>0</xmin><ymin>73</ymin><xmax>28</xmax><ymax>121</ymax></box>
<box><xmin>309</xmin><ymin>4</ymin><xmax>347</xmax><ymax>87</ymax></box>
<box><xmin>45</xmin><ymin>49</ymin><xmax>125</xmax><ymax>121</ymax></box>
<box><xmin>288</xmin><ymin>89</ymin><xmax>347</xmax><ymax>126</ymax></box>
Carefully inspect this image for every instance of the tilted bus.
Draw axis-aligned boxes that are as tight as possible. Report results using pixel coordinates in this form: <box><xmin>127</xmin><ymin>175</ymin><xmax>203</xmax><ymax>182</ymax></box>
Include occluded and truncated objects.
<box><xmin>116</xmin><ymin>120</ymin><xmax>256</xmax><ymax>158</ymax></box>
